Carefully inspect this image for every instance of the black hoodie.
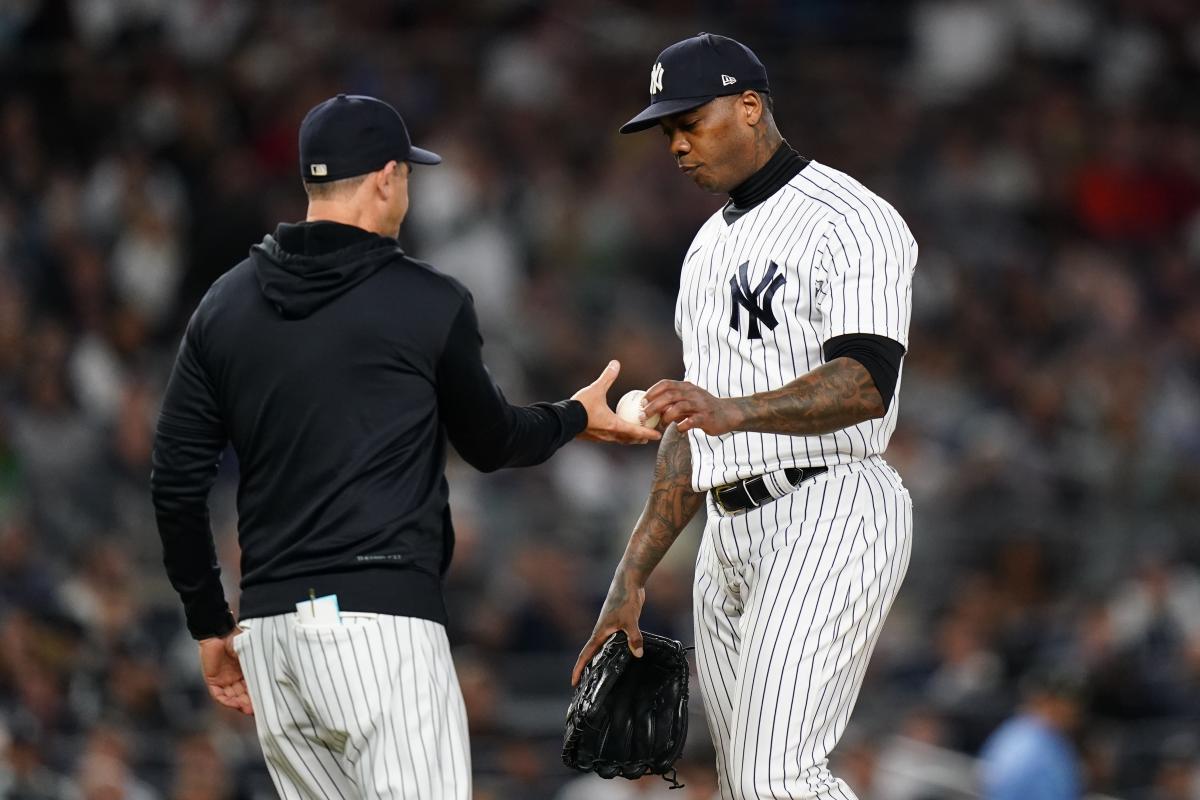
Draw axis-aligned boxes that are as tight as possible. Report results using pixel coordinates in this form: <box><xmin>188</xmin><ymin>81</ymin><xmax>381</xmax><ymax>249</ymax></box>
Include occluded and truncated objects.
<box><xmin>151</xmin><ymin>221</ymin><xmax>586</xmax><ymax>638</ymax></box>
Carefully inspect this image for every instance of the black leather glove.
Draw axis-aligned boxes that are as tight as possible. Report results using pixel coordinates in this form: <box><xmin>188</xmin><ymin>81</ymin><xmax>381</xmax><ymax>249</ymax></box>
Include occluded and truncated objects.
<box><xmin>562</xmin><ymin>631</ymin><xmax>690</xmax><ymax>787</ymax></box>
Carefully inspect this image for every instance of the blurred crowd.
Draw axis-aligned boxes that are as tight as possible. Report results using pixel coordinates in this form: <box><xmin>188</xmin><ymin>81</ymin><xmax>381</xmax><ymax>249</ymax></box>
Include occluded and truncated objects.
<box><xmin>1</xmin><ymin>0</ymin><xmax>1199</xmax><ymax>798</ymax></box>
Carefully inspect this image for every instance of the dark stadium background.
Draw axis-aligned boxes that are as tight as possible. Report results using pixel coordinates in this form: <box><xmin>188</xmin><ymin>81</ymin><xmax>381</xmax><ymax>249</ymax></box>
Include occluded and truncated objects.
<box><xmin>1</xmin><ymin>1</ymin><xmax>1198</xmax><ymax>798</ymax></box>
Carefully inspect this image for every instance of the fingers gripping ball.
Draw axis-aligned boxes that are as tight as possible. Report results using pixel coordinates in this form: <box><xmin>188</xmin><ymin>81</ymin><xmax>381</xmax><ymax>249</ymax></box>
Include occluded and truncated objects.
<box><xmin>563</xmin><ymin>631</ymin><xmax>690</xmax><ymax>788</ymax></box>
<box><xmin>616</xmin><ymin>390</ymin><xmax>661</xmax><ymax>430</ymax></box>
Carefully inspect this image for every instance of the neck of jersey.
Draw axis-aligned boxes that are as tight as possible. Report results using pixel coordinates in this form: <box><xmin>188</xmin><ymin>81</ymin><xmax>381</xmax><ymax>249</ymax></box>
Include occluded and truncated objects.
<box><xmin>724</xmin><ymin>141</ymin><xmax>809</xmax><ymax>223</ymax></box>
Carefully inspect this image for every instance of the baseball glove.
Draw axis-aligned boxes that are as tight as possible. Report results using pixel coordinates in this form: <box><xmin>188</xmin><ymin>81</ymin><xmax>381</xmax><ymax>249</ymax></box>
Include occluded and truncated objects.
<box><xmin>562</xmin><ymin>631</ymin><xmax>690</xmax><ymax>787</ymax></box>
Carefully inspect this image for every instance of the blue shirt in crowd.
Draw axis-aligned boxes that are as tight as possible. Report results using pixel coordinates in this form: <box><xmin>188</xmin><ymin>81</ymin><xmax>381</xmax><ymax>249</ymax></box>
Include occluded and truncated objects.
<box><xmin>979</xmin><ymin>714</ymin><xmax>1081</xmax><ymax>800</ymax></box>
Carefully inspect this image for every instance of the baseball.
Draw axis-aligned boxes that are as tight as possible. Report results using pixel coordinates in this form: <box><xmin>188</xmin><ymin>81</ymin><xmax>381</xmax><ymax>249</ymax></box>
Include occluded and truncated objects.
<box><xmin>616</xmin><ymin>389</ymin><xmax>660</xmax><ymax>430</ymax></box>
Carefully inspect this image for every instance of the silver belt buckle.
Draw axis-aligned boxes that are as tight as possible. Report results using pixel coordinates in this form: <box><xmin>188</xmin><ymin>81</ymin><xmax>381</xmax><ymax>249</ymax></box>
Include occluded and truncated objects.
<box><xmin>713</xmin><ymin>484</ymin><xmax>743</xmax><ymax>516</ymax></box>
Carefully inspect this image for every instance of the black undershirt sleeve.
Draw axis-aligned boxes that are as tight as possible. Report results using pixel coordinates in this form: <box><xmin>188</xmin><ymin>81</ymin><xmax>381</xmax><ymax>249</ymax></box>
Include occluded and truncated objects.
<box><xmin>822</xmin><ymin>333</ymin><xmax>907</xmax><ymax>411</ymax></box>
<box><xmin>436</xmin><ymin>296</ymin><xmax>587</xmax><ymax>472</ymax></box>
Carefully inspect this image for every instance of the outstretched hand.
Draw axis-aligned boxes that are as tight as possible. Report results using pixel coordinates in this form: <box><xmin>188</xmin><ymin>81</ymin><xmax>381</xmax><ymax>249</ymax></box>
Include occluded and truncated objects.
<box><xmin>199</xmin><ymin>630</ymin><xmax>253</xmax><ymax>716</ymax></box>
<box><xmin>573</xmin><ymin>361</ymin><xmax>662</xmax><ymax>444</ymax></box>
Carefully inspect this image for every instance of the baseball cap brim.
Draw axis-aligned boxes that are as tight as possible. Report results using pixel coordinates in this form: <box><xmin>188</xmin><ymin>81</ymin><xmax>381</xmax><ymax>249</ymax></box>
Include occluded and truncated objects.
<box><xmin>407</xmin><ymin>145</ymin><xmax>442</xmax><ymax>165</ymax></box>
<box><xmin>619</xmin><ymin>95</ymin><xmax>716</xmax><ymax>134</ymax></box>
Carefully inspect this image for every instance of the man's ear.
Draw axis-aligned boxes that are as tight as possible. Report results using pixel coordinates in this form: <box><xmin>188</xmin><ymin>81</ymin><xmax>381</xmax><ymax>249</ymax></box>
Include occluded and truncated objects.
<box><xmin>742</xmin><ymin>90</ymin><xmax>764</xmax><ymax>126</ymax></box>
<box><xmin>377</xmin><ymin>160</ymin><xmax>399</xmax><ymax>197</ymax></box>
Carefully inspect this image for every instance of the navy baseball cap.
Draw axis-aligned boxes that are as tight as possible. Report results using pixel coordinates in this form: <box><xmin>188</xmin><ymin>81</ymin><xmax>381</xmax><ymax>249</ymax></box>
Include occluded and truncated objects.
<box><xmin>619</xmin><ymin>33</ymin><xmax>770</xmax><ymax>134</ymax></box>
<box><xmin>299</xmin><ymin>93</ymin><xmax>441</xmax><ymax>183</ymax></box>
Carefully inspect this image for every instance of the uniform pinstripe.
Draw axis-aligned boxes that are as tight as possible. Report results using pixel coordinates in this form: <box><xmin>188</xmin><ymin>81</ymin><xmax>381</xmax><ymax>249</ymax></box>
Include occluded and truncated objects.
<box><xmin>676</xmin><ymin>161</ymin><xmax>917</xmax><ymax>491</ymax></box>
<box><xmin>232</xmin><ymin>613</ymin><xmax>471</xmax><ymax>799</ymax></box>
<box><xmin>694</xmin><ymin>458</ymin><xmax>912</xmax><ymax>799</ymax></box>
<box><xmin>678</xmin><ymin>161</ymin><xmax>916</xmax><ymax>799</ymax></box>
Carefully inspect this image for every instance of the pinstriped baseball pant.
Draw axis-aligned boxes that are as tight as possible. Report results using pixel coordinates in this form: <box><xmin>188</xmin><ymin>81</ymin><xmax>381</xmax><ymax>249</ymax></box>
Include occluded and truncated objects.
<box><xmin>232</xmin><ymin>613</ymin><xmax>471</xmax><ymax>799</ymax></box>
<box><xmin>693</xmin><ymin>456</ymin><xmax>913</xmax><ymax>800</ymax></box>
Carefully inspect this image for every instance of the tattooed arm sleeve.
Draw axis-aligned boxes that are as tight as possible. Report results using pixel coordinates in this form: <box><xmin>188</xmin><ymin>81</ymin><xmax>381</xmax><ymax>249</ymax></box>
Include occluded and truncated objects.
<box><xmin>614</xmin><ymin>423</ymin><xmax>705</xmax><ymax>587</ymax></box>
<box><xmin>728</xmin><ymin>357</ymin><xmax>887</xmax><ymax>436</ymax></box>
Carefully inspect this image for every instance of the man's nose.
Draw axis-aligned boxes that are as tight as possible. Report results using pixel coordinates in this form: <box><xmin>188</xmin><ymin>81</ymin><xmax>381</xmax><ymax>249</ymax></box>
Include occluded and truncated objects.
<box><xmin>669</xmin><ymin>132</ymin><xmax>690</xmax><ymax>157</ymax></box>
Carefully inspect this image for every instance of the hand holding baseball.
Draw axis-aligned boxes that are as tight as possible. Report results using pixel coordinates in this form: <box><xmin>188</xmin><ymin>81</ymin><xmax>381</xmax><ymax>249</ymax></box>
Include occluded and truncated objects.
<box><xmin>642</xmin><ymin>379</ymin><xmax>743</xmax><ymax>436</ymax></box>
<box><xmin>615</xmin><ymin>389</ymin><xmax>661</xmax><ymax>430</ymax></box>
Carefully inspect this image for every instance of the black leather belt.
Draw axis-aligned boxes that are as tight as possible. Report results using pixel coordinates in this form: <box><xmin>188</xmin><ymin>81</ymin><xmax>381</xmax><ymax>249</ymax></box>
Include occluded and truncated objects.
<box><xmin>711</xmin><ymin>466</ymin><xmax>828</xmax><ymax>514</ymax></box>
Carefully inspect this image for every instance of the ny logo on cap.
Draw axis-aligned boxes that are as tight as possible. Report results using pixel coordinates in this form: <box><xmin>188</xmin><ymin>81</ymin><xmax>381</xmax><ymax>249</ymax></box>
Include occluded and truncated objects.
<box><xmin>650</xmin><ymin>62</ymin><xmax>664</xmax><ymax>95</ymax></box>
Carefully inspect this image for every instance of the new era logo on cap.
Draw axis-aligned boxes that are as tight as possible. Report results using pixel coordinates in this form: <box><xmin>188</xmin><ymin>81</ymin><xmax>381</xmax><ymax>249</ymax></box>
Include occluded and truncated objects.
<box><xmin>721</xmin><ymin>74</ymin><xmax>737</xmax><ymax>86</ymax></box>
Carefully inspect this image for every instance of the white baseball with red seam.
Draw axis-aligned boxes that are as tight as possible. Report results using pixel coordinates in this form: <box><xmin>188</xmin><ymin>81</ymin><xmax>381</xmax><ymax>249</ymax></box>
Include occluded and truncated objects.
<box><xmin>615</xmin><ymin>389</ymin><xmax>660</xmax><ymax>430</ymax></box>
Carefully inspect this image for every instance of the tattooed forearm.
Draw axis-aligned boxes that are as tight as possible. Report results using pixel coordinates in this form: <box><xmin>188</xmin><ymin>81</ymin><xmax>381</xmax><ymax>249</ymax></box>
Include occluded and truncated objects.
<box><xmin>614</xmin><ymin>423</ymin><xmax>705</xmax><ymax>588</ymax></box>
<box><xmin>730</xmin><ymin>357</ymin><xmax>885</xmax><ymax>436</ymax></box>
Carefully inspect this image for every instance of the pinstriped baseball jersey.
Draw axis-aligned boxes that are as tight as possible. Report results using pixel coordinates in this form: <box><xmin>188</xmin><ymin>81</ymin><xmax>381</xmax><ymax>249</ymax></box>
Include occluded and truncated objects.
<box><xmin>675</xmin><ymin>160</ymin><xmax>917</xmax><ymax>491</ymax></box>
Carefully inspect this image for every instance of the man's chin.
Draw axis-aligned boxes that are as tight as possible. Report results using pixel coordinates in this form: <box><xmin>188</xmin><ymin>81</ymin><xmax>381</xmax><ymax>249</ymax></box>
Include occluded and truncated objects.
<box><xmin>690</xmin><ymin>174</ymin><xmax>724</xmax><ymax>193</ymax></box>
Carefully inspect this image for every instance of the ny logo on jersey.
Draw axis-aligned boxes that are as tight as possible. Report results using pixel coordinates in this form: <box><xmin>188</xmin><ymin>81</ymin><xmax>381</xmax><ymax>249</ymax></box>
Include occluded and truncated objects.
<box><xmin>729</xmin><ymin>260</ymin><xmax>786</xmax><ymax>339</ymax></box>
<box><xmin>650</xmin><ymin>62</ymin><xmax>664</xmax><ymax>95</ymax></box>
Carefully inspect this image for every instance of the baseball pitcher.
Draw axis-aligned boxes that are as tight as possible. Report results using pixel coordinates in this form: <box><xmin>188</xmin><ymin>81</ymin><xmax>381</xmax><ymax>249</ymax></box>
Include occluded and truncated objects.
<box><xmin>574</xmin><ymin>34</ymin><xmax>917</xmax><ymax>800</ymax></box>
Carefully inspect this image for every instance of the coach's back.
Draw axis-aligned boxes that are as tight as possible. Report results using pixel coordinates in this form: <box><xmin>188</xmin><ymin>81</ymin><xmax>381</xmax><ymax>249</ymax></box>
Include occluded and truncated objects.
<box><xmin>152</xmin><ymin>93</ymin><xmax>648</xmax><ymax>645</ymax></box>
<box><xmin>152</xmin><ymin>212</ymin><xmax>591</xmax><ymax>640</ymax></box>
<box><xmin>192</xmin><ymin>221</ymin><xmax>470</xmax><ymax>618</ymax></box>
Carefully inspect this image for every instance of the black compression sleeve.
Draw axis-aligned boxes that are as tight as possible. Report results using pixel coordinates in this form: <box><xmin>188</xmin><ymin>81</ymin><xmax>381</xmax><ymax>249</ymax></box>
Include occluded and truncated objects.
<box><xmin>435</xmin><ymin>297</ymin><xmax>587</xmax><ymax>472</ymax></box>
<box><xmin>822</xmin><ymin>333</ymin><xmax>906</xmax><ymax>411</ymax></box>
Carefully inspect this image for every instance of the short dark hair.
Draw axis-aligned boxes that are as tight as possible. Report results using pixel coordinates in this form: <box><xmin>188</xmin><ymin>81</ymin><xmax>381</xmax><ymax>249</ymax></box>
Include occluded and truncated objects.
<box><xmin>303</xmin><ymin>173</ymin><xmax>368</xmax><ymax>201</ymax></box>
<box><xmin>758</xmin><ymin>90</ymin><xmax>774</xmax><ymax>116</ymax></box>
